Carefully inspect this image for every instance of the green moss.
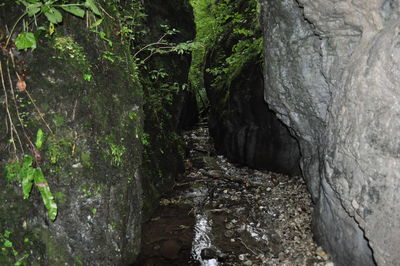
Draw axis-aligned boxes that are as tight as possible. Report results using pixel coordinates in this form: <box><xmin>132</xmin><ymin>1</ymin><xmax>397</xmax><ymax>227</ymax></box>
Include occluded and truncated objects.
<box><xmin>103</xmin><ymin>135</ymin><xmax>126</xmax><ymax>167</ymax></box>
<box><xmin>39</xmin><ymin>230</ymin><xmax>69</xmax><ymax>265</ymax></box>
<box><xmin>81</xmin><ymin>184</ymin><xmax>104</xmax><ymax>198</ymax></box>
<box><xmin>0</xmin><ymin>185</ymin><xmax>43</xmax><ymax>265</ymax></box>
<box><xmin>52</xmin><ymin>114</ymin><xmax>66</xmax><ymax>128</ymax></box>
<box><xmin>4</xmin><ymin>160</ymin><xmax>21</xmax><ymax>182</ymax></box>
<box><xmin>53</xmin><ymin>192</ymin><xmax>67</xmax><ymax>205</ymax></box>
<box><xmin>46</xmin><ymin>136</ymin><xmax>73</xmax><ymax>164</ymax></box>
<box><xmin>52</xmin><ymin>35</ymin><xmax>92</xmax><ymax>80</ymax></box>
<box><xmin>74</xmin><ymin>256</ymin><xmax>84</xmax><ymax>265</ymax></box>
<box><xmin>80</xmin><ymin>153</ymin><xmax>92</xmax><ymax>168</ymax></box>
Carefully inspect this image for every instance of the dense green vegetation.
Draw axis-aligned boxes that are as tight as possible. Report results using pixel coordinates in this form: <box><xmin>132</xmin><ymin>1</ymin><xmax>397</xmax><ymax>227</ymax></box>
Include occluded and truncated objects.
<box><xmin>189</xmin><ymin>0</ymin><xmax>262</xmax><ymax>114</ymax></box>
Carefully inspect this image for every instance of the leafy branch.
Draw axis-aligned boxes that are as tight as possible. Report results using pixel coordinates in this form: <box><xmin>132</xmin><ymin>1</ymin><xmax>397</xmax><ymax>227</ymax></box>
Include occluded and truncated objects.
<box><xmin>8</xmin><ymin>0</ymin><xmax>102</xmax><ymax>50</ymax></box>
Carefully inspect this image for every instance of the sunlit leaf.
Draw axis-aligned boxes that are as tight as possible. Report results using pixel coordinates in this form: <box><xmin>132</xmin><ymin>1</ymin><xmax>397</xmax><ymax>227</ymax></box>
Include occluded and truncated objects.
<box><xmin>33</xmin><ymin>168</ymin><xmax>57</xmax><ymax>221</ymax></box>
<box><xmin>15</xmin><ymin>32</ymin><xmax>37</xmax><ymax>50</ymax></box>
<box><xmin>20</xmin><ymin>156</ymin><xmax>35</xmax><ymax>199</ymax></box>
<box><xmin>61</xmin><ymin>5</ymin><xmax>85</xmax><ymax>18</ymax></box>
<box><xmin>21</xmin><ymin>156</ymin><xmax>35</xmax><ymax>199</ymax></box>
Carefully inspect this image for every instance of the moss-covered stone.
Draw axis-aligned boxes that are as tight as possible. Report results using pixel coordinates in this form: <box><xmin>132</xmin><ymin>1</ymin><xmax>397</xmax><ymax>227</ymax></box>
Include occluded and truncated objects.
<box><xmin>0</xmin><ymin>1</ymin><xmax>144</xmax><ymax>265</ymax></box>
<box><xmin>0</xmin><ymin>0</ymin><xmax>197</xmax><ymax>264</ymax></box>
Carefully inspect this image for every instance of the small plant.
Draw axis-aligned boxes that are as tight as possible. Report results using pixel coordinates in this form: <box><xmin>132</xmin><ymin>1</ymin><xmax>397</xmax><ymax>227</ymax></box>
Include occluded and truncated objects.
<box><xmin>5</xmin><ymin>129</ymin><xmax>58</xmax><ymax>221</ymax></box>
<box><xmin>104</xmin><ymin>135</ymin><xmax>126</xmax><ymax>166</ymax></box>
<box><xmin>0</xmin><ymin>230</ymin><xmax>30</xmax><ymax>265</ymax></box>
<box><xmin>139</xmin><ymin>132</ymin><xmax>150</xmax><ymax>146</ymax></box>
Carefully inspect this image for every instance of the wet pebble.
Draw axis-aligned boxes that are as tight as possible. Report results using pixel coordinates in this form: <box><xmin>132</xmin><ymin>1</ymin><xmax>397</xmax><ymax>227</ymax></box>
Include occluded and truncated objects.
<box><xmin>224</xmin><ymin>230</ymin><xmax>234</xmax><ymax>238</ymax></box>
<box><xmin>200</xmin><ymin>248</ymin><xmax>218</xmax><ymax>260</ymax></box>
<box><xmin>243</xmin><ymin>260</ymin><xmax>253</xmax><ymax>266</ymax></box>
<box><xmin>225</xmin><ymin>222</ymin><xmax>234</xmax><ymax>230</ymax></box>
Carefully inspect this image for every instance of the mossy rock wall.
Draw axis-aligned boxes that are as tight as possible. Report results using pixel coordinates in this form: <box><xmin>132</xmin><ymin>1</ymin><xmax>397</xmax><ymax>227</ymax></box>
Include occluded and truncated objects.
<box><xmin>139</xmin><ymin>0</ymin><xmax>197</xmax><ymax>219</ymax></box>
<box><xmin>0</xmin><ymin>0</ymin><xmax>196</xmax><ymax>264</ymax></box>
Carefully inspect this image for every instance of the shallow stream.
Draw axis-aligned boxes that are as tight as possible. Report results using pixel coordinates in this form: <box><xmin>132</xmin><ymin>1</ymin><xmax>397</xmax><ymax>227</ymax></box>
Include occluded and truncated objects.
<box><xmin>134</xmin><ymin>124</ymin><xmax>332</xmax><ymax>265</ymax></box>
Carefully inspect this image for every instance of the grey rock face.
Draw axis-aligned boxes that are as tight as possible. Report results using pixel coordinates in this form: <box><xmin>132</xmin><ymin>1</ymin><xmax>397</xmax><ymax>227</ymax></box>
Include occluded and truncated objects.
<box><xmin>204</xmin><ymin>0</ymin><xmax>301</xmax><ymax>175</ymax></box>
<box><xmin>260</xmin><ymin>0</ymin><xmax>400</xmax><ymax>265</ymax></box>
<box><xmin>208</xmin><ymin>62</ymin><xmax>301</xmax><ymax>175</ymax></box>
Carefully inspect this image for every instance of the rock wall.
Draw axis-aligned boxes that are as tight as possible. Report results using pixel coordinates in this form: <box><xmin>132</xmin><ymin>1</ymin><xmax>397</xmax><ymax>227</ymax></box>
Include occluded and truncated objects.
<box><xmin>1</xmin><ymin>8</ymin><xmax>143</xmax><ymax>265</ymax></box>
<box><xmin>0</xmin><ymin>0</ymin><xmax>196</xmax><ymax>265</ymax></box>
<box><xmin>207</xmin><ymin>60</ymin><xmax>301</xmax><ymax>174</ymax></box>
<box><xmin>260</xmin><ymin>0</ymin><xmax>400</xmax><ymax>265</ymax></box>
<box><xmin>139</xmin><ymin>0</ymin><xmax>196</xmax><ymax>219</ymax></box>
<box><xmin>204</xmin><ymin>0</ymin><xmax>301</xmax><ymax>175</ymax></box>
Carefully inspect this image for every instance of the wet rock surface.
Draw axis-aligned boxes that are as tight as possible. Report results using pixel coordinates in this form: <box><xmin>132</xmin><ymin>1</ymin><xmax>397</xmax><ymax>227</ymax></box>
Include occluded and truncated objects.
<box><xmin>135</xmin><ymin>124</ymin><xmax>332</xmax><ymax>265</ymax></box>
<box><xmin>203</xmin><ymin>0</ymin><xmax>301</xmax><ymax>175</ymax></box>
<box><xmin>207</xmin><ymin>61</ymin><xmax>301</xmax><ymax>175</ymax></box>
<box><xmin>260</xmin><ymin>0</ymin><xmax>400</xmax><ymax>265</ymax></box>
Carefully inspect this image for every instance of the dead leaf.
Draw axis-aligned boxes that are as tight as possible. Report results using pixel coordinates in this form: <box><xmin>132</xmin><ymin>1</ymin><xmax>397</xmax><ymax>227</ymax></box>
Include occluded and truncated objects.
<box><xmin>17</xmin><ymin>76</ymin><xmax>26</xmax><ymax>92</ymax></box>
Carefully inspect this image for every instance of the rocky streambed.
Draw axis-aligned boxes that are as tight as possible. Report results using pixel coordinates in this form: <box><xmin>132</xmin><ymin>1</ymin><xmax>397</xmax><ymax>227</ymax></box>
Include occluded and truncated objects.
<box><xmin>134</xmin><ymin>124</ymin><xmax>333</xmax><ymax>265</ymax></box>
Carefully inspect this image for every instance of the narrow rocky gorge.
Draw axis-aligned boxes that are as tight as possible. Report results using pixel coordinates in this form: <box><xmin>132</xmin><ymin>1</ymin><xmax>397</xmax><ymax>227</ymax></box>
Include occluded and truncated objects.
<box><xmin>0</xmin><ymin>0</ymin><xmax>399</xmax><ymax>265</ymax></box>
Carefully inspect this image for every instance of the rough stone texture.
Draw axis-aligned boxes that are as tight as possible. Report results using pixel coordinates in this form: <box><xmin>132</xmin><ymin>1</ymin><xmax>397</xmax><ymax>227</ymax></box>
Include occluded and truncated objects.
<box><xmin>140</xmin><ymin>0</ymin><xmax>197</xmax><ymax>219</ymax></box>
<box><xmin>142</xmin><ymin>0</ymin><xmax>198</xmax><ymax>131</ymax></box>
<box><xmin>0</xmin><ymin>0</ymin><xmax>196</xmax><ymax>265</ymax></box>
<box><xmin>260</xmin><ymin>0</ymin><xmax>400</xmax><ymax>265</ymax></box>
<box><xmin>1</xmin><ymin>23</ymin><xmax>142</xmax><ymax>266</ymax></box>
<box><xmin>204</xmin><ymin>0</ymin><xmax>301</xmax><ymax>175</ymax></box>
<box><xmin>208</xmin><ymin>61</ymin><xmax>301</xmax><ymax>174</ymax></box>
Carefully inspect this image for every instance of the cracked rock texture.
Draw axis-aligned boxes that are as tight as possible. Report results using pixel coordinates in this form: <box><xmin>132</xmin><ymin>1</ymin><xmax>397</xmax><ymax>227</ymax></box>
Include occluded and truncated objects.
<box><xmin>260</xmin><ymin>0</ymin><xmax>400</xmax><ymax>265</ymax></box>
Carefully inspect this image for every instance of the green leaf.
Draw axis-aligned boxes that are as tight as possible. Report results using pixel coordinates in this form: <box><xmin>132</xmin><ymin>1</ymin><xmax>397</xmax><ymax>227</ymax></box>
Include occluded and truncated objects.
<box><xmin>5</xmin><ymin>161</ymin><xmax>22</xmax><ymax>182</ymax></box>
<box><xmin>21</xmin><ymin>156</ymin><xmax>35</xmax><ymax>199</ymax></box>
<box><xmin>21</xmin><ymin>169</ymin><xmax>35</xmax><ymax>199</ymax></box>
<box><xmin>84</xmin><ymin>0</ymin><xmax>101</xmax><ymax>16</ymax></box>
<box><xmin>33</xmin><ymin>168</ymin><xmax>57</xmax><ymax>221</ymax></box>
<box><xmin>3</xmin><ymin>230</ymin><xmax>11</xmax><ymax>238</ymax></box>
<box><xmin>4</xmin><ymin>240</ymin><xmax>12</xmax><ymax>248</ymax></box>
<box><xmin>27</xmin><ymin>3</ymin><xmax>42</xmax><ymax>17</ymax></box>
<box><xmin>44</xmin><ymin>7</ymin><xmax>63</xmax><ymax>24</ymax></box>
<box><xmin>35</xmin><ymin>129</ymin><xmax>45</xmax><ymax>150</ymax></box>
<box><xmin>61</xmin><ymin>5</ymin><xmax>85</xmax><ymax>18</ymax></box>
<box><xmin>90</xmin><ymin>18</ymin><xmax>103</xmax><ymax>29</ymax></box>
<box><xmin>83</xmin><ymin>74</ymin><xmax>92</xmax><ymax>81</ymax></box>
<box><xmin>15</xmin><ymin>32</ymin><xmax>37</xmax><ymax>50</ymax></box>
